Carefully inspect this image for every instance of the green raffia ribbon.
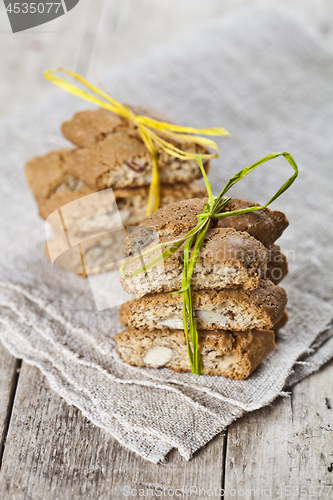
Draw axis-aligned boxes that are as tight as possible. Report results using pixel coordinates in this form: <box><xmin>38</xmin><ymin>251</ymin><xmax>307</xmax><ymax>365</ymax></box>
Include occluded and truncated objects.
<box><xmin>120</xmin><ymin>152</ymin><xmax>299</xmax><ymax>374</ymax></box>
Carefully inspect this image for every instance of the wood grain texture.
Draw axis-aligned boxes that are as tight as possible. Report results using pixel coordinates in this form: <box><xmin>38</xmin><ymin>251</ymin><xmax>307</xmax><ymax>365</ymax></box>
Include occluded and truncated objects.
<box><xmin>224</xmin><ymin>359</ymin><xmax>333</xmax><ymax>499</ymax></box>
<box><xmin>0</xmin><ymin>362</ymin><xmax>226</xmax><ymax>499</ymax></box>
<box><xmin>0</xmin><ymin>344</ymin><xmax>20</xmax><ymax>466</ymax></box>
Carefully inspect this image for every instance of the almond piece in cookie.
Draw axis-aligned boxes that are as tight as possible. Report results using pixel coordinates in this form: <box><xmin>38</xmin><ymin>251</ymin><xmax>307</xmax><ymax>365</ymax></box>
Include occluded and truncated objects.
<box><xmin>143</xmin><ymin>346</ymin><xmax>174</xmax><ymax>368</ymax></box>
<box><xmin>114</xmin><ymin>327</ymin><xmax>275</xmax><ymax>379</ymax></box>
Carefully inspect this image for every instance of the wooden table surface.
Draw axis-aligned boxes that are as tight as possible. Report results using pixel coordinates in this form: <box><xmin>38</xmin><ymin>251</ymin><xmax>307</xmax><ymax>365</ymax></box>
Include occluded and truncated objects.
<box><xmin>0</xmin><ymin>1</ymin><xmax>332</xmax><ymax>498</ymax></box>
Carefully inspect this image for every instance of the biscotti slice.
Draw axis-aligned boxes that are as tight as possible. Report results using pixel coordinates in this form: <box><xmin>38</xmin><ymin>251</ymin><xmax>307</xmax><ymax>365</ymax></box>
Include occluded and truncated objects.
<box><xmin>61</xmin><ymin>105</ymin><xmax>175</xmax><ymax>148</ymax></box>
<box><xmin>130</xmin><ymin>197</ymin><xmax>288</xmax><ymax>249</ymax></box>
<box><xmin>124</xmin><ymin>227</ymin><xmax>288</xmax><ymax>284</ymax></box>
<box><xmin>62</xmin><ymin>108</ymin><xmax>131</xmax><ymax>147</ymax></box>
<box><xmin>119</xmin><ymin>299</ymin><xmax>289</xmax><ymax>331</ymax></box>
<box><xmin>119</xmin><ymin>280</ymin><xmax>287</xmax><ymax>332</ymax></box>
<box><xmin>120</xmin><ymin>228</ymin><xmax>268</xmax><ymax>295</ymax></box>
<box><xmin>62</xmin><ymin>105</ymin><xmax>209</xmax><ymax>189</ymax></box>
<box><xmin>114</xmin><ymin>327</ymin><xmax>275</xmax><ymax>379</ymax></box>
<box><xmin>26</xmin><ymin>147</ymin><xmax>206</xmax><ymax>223</ymax></box>
<box><xmin>65</xmin><ymin>130</ymin><xmax>208</xmax><ymax>190</ymax></box>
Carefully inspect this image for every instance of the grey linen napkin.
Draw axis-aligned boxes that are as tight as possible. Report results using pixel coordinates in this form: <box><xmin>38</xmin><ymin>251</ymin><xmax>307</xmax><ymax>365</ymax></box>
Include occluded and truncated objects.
<box><xmin>1</xmin><ymin>6</ymin><xmax>333</xmax><ymax>463</ymax></box>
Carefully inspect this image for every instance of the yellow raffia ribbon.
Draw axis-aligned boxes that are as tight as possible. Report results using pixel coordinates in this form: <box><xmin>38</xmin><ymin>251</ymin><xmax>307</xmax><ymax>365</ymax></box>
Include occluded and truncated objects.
<box><xmin>44</xmin><ymin>68</ymin><xmax>230</xmax><ymax>216</ymax></box>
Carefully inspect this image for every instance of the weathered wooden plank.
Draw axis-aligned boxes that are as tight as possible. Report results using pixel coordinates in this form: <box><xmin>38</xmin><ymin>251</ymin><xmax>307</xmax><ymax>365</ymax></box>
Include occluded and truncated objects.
<box><xmin>224</xmin><ymin>359</ymin><xmax>333</xmax><ymax>499</ymax></box>
<box><xmin>0</xmin><ymin>344</ymin><xmax>20</xmax><ymax>466</ymax></box>
<box><xmin>0</xmin><ymin>362</ymin><xmax>226</xmax><ymax>500</ymax></box>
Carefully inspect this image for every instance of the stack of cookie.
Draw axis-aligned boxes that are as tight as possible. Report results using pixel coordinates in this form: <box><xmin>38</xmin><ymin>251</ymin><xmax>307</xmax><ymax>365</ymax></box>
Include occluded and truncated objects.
<box><xmin>25</xmin><ymin>106</ymin><xmax>207</xmax><ymax>274</ymax></box>
<box><xmin>25</xmin><ymin>106</ymin><xmax>209</xmax><ymax>222</ymax></box>
<box><xmin>116</xmin><ymin>197</ymin><xmax>289</xmax><ymax>379</ymax></box>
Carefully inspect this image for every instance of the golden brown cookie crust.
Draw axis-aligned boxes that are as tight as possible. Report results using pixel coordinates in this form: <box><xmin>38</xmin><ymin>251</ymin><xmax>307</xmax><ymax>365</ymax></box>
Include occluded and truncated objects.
<box><xmin>61</xmin><ymin>106</ymin><xmax>210</xmax><ymax>189</ymax></box>
<box><xmin>62</xmin><ymin>108</ymin><xmax>131</xmax><ymax>148</ymax></box>
<box><xmin>114</xmin><ymin>327</ymin><xmax>275</xmax><ymax>379</ymax></box>
<box><xmin>138</xmin><ymin>197</ymin><xmax>288</xmax><ymax>247</ymax></box>
<box><xmin>120</xmin><ymin>227</ymin><xmax>269</xmax><ymax>295</ymax></box>
<box><xmin>119</xmin><ymin>280</ymin><xmax>287</xmax><ymax>332</ymax></box>
<box><xmin>65</xmin><ymin>132</ymin><xmax>208</xmax><ymax>190</ymax></box>
<box><xmin>61</xmin><ymin>105</ymin><xmax>175</xmax><ymax>148</ymax></box>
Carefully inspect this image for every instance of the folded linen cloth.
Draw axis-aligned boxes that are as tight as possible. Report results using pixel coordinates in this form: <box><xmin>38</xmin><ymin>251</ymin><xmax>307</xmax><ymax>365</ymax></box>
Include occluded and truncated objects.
<box><xmin>1</xmin><ymin>6</ymin><xmax>333</xmax><ymax>463</ymax></box>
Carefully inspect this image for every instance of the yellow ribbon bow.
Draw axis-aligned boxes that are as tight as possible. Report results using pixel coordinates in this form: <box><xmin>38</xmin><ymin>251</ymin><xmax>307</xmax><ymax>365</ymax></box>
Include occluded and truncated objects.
<box><xmin>44</xmin><ymin>68</ymin><xmax>230</xmax><ymax>216</ymax></box>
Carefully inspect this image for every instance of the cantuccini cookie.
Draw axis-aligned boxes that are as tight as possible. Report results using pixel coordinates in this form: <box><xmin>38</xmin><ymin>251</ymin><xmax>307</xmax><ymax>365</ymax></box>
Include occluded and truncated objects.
<box><xmin>27</xmin><ymin>146</ymin><xmax>207</xmax><ymax>222</ymax></box>
<box><xmin>114</xmin><ymin>327</ymin><xmax>275</xmax><ymax>379</ymax></box>
<box><xmin>61</xmin><ymin>106</ymin><xmax>210</xmax><ymax>190</ymax></box>
<box><xmin>120</xmin><ymin>228</ymin><xmax>269</xmax><ymax>295</ymax></box>
<box><xmin>117</xmin><ymin>193</ymin><xmax>289</xmax><ymax>378</ymax></box>
<box><xmin>123</xmin><ymin>227</ymin><xmax>288</xmax><ymax>281</ymax></box>
<box><xmin>62</xmin><ymin>108</ymin><xmax>131</xmax><ymax>148</ymax></box>
<box><xmin>132</xmin><ymin>197</ymin><xmax>288</xmax><ymax>248</ymax></box>
<box><xmin>61</xmin><ymin>105</ymin><xmax>175</xmax><ymax>148</ymax></box>
<box><xmin>119</xmin><ymin>280</ymin><xmax>287</xmax><ymax>332</ymax></box>
<box><xmin>65</xmin><ymin>131</ymin><xmax>208</xmax><ymax>190</ymax></box>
